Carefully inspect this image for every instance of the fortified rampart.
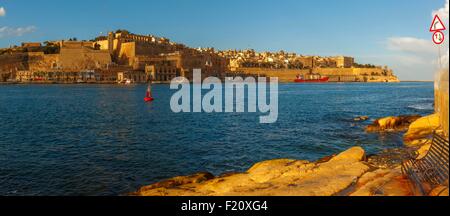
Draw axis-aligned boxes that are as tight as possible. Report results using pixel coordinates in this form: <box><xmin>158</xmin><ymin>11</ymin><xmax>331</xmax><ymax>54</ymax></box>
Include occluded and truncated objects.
<box><xmin>235</xmin><ymin>67</ymin><xmax>399</xmax><ymax>82</ymax></box>
<box><xmin>58</xmin><ymin>47</ymin><xmax>111</xmax><ymax>71</ymax></box>
<box><xmin>2</xmin><ymin>48</ymin><xmax>111</xmax><ymax>73</ymax></box>
<box><xmin>94</xmin><ymin>31</ymin><xmax>227</xmax><ymax>82</ymax></box>
<box><xmin>96</xmin><ymin>32</ymin><xmax>186</xmax><ymax>66</ymax></box>
<box><xmin>0</xmin><ymin>53</ymin><xmax>29</xmax><ymax>71</ymax></box>
<box><xmin>1</xmin><ymin>30</ymin><xmax>399</xmax><ymax>84</ymax></box>
<box><xmin>0</xmin><ymin>53</ymin><xmax>28</xmax><ymax>81</ymax></box>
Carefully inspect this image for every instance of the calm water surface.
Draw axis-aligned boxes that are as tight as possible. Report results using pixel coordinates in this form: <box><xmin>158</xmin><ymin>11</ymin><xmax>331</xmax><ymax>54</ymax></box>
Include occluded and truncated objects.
<box><xmin>0</xmin><ymin>82</ymin><xmax>434</xmax><ymax>195</ymax></box>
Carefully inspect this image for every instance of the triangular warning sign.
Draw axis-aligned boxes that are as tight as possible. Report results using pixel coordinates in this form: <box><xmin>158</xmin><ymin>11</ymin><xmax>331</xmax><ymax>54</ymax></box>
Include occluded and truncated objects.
<box><xmin>430</xmin><ymin>15</ymin><xmax>446</xmax><ymax>32</ymax></box>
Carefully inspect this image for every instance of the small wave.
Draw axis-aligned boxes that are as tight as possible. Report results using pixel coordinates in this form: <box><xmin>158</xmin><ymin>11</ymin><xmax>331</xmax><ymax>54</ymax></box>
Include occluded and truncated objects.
<box><xmin>408</xmin><ymin>103</ymin><xmax>434</xmax><ymax>111</ymax></box>
<box><xmin>400</xmin><ymin>97</ymin><xmax>433</xmax><ymax>102</ymax></box>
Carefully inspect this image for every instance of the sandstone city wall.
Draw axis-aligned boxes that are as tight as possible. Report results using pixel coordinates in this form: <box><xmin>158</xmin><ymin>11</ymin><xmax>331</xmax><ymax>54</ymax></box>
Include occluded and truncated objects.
<box><xmin>235</xmin><ymin>67</ymin><xmax>399</xmax><ymax>82</ymax></box>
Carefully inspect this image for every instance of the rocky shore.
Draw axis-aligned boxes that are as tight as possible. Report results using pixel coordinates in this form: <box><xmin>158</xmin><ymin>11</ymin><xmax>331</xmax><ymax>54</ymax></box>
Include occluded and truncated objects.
<box><xmin>132</xmin><ymin>114</ymin><xmax>448</xmax><ymax>196</ymax></box>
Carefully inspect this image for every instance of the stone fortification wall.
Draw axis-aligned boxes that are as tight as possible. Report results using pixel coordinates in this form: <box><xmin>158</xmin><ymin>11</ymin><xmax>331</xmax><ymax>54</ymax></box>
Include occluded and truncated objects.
<box><xmin>58</xmin><ymin>47</ymin><xmax>111</xmax><ymax>71</ymax></box>
<box><xmin>235</xmin><ymin>67</ymin><xmax>399</xmax><ymax>82</ymax></box>
<box><xmin>435</xmin><ymin>68</ymin><xmax>449</xmax><ymax>136</ymax></box>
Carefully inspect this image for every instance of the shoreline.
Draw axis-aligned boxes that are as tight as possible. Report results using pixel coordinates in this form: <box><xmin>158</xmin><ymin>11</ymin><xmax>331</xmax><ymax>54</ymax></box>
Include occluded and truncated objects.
<box><xmin>131</xmin><ymin>113</ymin><xmax>447</xmax><ymax>196</ymax></box>
<box><xmin>0</xmin><ymin>81</ymin><xmax>409</xmax><ymax>85</ymax></box>
<box><xmin>401</xmin><ymin>80</ymin><xmax>434</xmax><ymax>82</ymax></box>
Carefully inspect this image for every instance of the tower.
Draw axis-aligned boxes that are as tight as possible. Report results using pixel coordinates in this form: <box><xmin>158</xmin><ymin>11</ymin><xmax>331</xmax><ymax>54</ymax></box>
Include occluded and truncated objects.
<box><xmin>107</xmin><ymin>32</ymin><xmax>114</xmax><ymax>55</ymax></box>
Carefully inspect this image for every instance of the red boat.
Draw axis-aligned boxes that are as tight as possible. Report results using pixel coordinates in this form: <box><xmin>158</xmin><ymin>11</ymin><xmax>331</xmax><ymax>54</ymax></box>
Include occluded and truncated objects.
<box><xmin>294</xmin><ymin>74</ymin><xmax>329</xmax><ymax>83</ymax></box>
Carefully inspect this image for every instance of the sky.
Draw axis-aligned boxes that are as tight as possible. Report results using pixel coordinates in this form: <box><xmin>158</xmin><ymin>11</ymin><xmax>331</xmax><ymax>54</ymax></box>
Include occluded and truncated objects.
<box><xmin>0</xmin><ymin>0</ymin><xmax>448</xmax><ymax>81</ymax></box>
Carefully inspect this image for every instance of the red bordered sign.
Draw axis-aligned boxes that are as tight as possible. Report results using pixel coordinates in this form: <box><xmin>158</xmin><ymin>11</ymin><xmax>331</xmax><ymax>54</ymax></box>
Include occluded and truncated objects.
<box><xmin>430</xmin><ymin>15</ymin><xmax>446</xmax><ymax>32</ymax></box>
<box><xmin>433</xmin><ymin>31</ymin><xmax>445</xmax><ymax>45</ymax></box>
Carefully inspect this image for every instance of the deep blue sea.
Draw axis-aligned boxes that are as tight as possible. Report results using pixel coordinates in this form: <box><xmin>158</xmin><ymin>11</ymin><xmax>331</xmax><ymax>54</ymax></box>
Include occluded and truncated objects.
<box><xmin>0</xmin><ymin>82</ymin><xmax>434</xmax><ymax>195</ymax></box>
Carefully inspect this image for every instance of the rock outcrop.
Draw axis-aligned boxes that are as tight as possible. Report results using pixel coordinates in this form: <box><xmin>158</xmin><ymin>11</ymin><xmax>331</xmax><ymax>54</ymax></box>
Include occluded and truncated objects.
<box><xmin>365</xmin><ymin>115</ymin><xmax>421</xmax><ymax>133</ymax></box>
<box><xmin>131</xmin><ymin>172</ymin><xmax>215</xmax><ymax>196</ymax></box>
<box><xmin>429</xmin><ymin>185</ymin><xmax>449</xmax><ymax>196</ymax></box>
<box><xmin>354</xmin><ymin>116</ymin><xmax>369</xmax><ymax>122</ymax></box>
<box><xmin>132</xmin><ymin>147</ymin><xmax>372</xmax><ymax>196</ymax></box>
<box><xmin>351</xmin><ymin>167</ymin><xmax>412</xmax><ymax>196</ymax></box>
<box><xmin>403</xmin><ymin>114</ymin><xmax>440</xmax><ymax>146</ymax></box>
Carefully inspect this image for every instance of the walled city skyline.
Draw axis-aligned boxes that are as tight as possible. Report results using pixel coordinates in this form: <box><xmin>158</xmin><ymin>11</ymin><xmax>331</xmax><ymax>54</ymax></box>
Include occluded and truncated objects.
<box><xmin>1</xmin><ymin>0</ymin><xmax>448</xmax><ymax>80</ymax></box>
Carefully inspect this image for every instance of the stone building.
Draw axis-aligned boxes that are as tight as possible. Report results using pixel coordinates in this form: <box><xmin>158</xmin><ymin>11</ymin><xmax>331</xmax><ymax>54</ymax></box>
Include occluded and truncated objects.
<box><xmin>144</xmin><ymin>58</ymin><xmax>179</xmax><ymax>82</ymax></box>
<box><xmin>331</xmin><ymin>56</ymin><xmax>354</xmax><ymax>68</ymax></box>
<box><xmin>96</xmin><ymin>31</ymin><xmax>183</xmax><ymax>66</ymax></box>
<box><xmin>117</xmin><ymin>71</ymin><xmax>147</xmax><ymax>83</ymax></box>
<box><xmin>96</xmin><ymin>31</ymin><xmax>227</xmax><ymax>81</ymax></box>
<box><xmin>297</xmin><ymin>56</ymin><xmax>315</xmax><ymax>69</ymax></box>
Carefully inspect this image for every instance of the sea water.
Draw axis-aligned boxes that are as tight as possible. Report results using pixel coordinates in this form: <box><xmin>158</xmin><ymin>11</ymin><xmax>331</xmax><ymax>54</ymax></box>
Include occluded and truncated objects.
<box><xmin>0</xmin><ymin>82</ymin><xmax>434</xmax><ymax>195</ymax></box>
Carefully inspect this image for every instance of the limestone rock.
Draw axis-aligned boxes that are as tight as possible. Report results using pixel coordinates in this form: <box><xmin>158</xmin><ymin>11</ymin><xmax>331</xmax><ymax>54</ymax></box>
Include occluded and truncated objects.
<box><xmin>366</xmin><ymin>115</ymin><xmax>421</xmax><ymax>133</ymax></box>
<box><xmin>404</xmin><ymin>114</ymin><xmax>440</xmax><ymax>146</ymax></box>
<box><xmin>216</xmin><ymin>158</ymin><xmax>369</xmax><ymax>196</ymax></box>
<box><xmin>367</xmin><ymin>148</ymin><xmax>415</xmax><ymax>169</ymax></box>
<box><xmin>415</xmin><ymin>141</ymin><xmax>432</xmax><ymax>159</ymax></box>
<box><xmin>329</xmin><ymin>146</ymin><xmax>366</xmax><ymax>162</ymax></box>
<box><xmin>131</xmin><ymin>172</ymin><xmax>214</xmax><ymax>196</ymax></box>
<box><xmin>429</xmin><ymin>185</ymin><xmax>449</xmax><ymax>196</ymax></box>
<box><xmin>351</xmin><ymin>167</ymin><xmax>412</xmax><ymax>196</ymax></box>
<box><xmin>246</xmin><ymin>159</ymin><xmax>310</xmax><ymax>183</ymax></box>
<box><xmin>354</xmin><ymin>116</ymin><xmax>369</xmax><ymax>121</ymax></box>
<box><xmin>197</xmin><ymin>173</ymin><xmax>258</xmax><ymax>195</ymax></box>
<box><xmin>132</xmin><ymin>146</ymin><xmax>370</xmax><ymax>196</ymax></box>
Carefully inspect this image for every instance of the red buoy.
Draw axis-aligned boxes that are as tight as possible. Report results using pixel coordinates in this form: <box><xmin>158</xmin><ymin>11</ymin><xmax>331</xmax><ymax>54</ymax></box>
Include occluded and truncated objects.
<box><xmin>144</xmin><ymin>96</ymin><xmax>154</xmax><ymax>102</ymax></box>
<box><xmin>144</xmin><ymin>85</ymin><xmax>154</xmax><ymax>102</ymax></box>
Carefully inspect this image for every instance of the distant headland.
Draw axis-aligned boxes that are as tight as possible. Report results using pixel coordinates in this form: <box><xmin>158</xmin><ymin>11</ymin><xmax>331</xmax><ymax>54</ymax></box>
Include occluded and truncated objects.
<box><xmin>0</xmin><ymin>29</ymin><xmax>399</xmax><ymax>84</ymax></box>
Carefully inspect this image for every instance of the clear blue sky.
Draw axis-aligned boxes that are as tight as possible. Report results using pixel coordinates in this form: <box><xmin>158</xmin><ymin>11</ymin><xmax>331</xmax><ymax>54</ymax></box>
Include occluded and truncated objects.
<box><xmin>1</xmin><ymin>0</ymin><xmax>448</xmax><ymax>80</ymax></box>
